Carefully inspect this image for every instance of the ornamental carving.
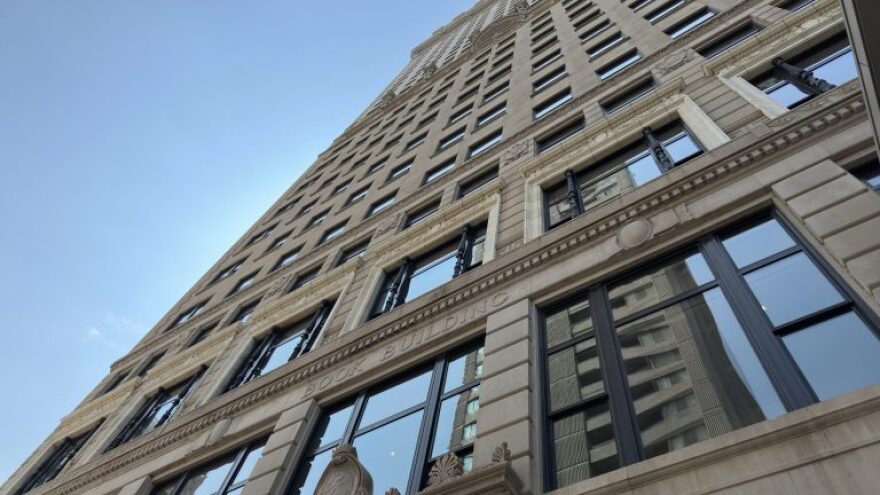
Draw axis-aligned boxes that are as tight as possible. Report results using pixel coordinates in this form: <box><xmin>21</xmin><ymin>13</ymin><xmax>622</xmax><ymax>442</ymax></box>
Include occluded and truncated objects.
<box><xmin>315</xmin><ymin>444</ymin><xmax>373</xmax><ymax>495</ymax></box>
<box><xmin>468</xmin><ymin>14</ymin><xmax>527</xmax><ymax>54</ymax></box>
<box><xmin>427</xmin><ymin>452</ymin><xmax>464</xmax><ymax>487</ymax></box>
<box><xmin>386</xmin><ymin>489</ymin><xmax>401</xmax><ymax>495</ymax></box>
<box><xmin>419</xmin><ymin>62</ymin><xmax>439</xmax><ymax>80</ymax></box>
<box><xmin>492</xmin><ymin>442</ymin><xmax>512</xmax><ymax>463</ymax></box>
<box><xmin>501</xmin><ymin>139</ymin><xmax>533</xmax><ymax>167</ymax></box>
<box><xmin>654</xmin><ymin>51</ymin><xmax>692</xmax><ymax>76</ymax></box>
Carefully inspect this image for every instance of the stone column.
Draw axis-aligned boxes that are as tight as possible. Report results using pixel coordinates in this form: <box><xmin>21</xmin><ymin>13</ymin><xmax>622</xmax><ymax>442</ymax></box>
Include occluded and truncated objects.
<box><xmin>473</xmin><ymin>299</ymin><xmax>533</xmax><ymax>491</ymax></box>
<box><xmin>241</xmin><ymin>399</ymin><xmax>318</xmax><ymax>495</ymax></box>
<box><xmin>840</xmin><ymin>0</ymin><xmax>880</xmax><ymax>149</ymax></box>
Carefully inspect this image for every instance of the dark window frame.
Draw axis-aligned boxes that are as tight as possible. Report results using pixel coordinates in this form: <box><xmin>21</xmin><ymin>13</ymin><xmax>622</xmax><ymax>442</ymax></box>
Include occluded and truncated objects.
<box><xmin>537</xmin><ymin>211</ymin><xmax>880</xmax><ymax>490</ymax></box>
<box><xmin>15</xmin><ymin>421</ymin><xmax>104</xmax><ymax>495</ymax></box>
<box><xmin>225</xmin><ymin>301</ymin><xmax>334</xmax><ymax>392</ymax></box>
<box><xmin>287</xmin><ymin>340</ymin><xmax>484</xmax><ymax>495</ymax></box>
<box><xmin>152</xmin><ymin>438</ymin><xmax>267</xmax><ymax>495</ymax></box>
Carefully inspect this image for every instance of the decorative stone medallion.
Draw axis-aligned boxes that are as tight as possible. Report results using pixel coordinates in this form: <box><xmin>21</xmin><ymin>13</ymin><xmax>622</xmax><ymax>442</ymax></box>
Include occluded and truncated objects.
<box><xmin>315</xmin><ymin>444</ymin><xmax>373</xmax><ymax>495</ymax></box>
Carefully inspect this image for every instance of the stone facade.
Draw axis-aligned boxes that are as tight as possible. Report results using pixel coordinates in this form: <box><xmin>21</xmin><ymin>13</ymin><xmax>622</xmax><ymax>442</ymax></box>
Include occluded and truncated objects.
<box><xmin>5</xmin><ymin>0</ymin><xmax>880</xmax><ymax>494</ymax></box>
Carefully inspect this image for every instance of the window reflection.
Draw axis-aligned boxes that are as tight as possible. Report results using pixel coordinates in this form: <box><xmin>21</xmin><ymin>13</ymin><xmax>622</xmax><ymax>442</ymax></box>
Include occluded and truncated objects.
<box><xmin>552</xmin><ymin>401</ymin><xmax>619</xmax><ymax>486</ymax></box>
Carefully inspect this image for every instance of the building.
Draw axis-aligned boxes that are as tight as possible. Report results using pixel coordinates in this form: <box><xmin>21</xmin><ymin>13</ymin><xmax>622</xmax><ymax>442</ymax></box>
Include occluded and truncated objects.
<box><xmin>5</xmin><ymin>0</ymin><xmax>880</xmax><ymax>493</ymax></box>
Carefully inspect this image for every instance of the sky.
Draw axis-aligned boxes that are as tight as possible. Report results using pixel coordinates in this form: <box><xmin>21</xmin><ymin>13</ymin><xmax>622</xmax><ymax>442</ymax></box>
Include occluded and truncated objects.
<box><xmin>0</xmin><ymin>0</ymin><xmax>475</xmax><ymax>482</ymax></box>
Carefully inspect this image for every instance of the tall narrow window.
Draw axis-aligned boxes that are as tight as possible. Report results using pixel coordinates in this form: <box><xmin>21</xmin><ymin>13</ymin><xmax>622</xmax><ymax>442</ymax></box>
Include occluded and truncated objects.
<box><xmin>468</xmin><ymin>130</ymin><xmax>503</xmax><ymax>158</ymax></box>
<box><xmin>225</xmin><ymin>302</ymin><xmax>334</xmax><ymax>391</ymax></box>
<box><xmin>544</xmin><ymin>122</ymin><xmax>702</xmax><ymax>229</ymax></box>
<box><xmin>476</xmin><ymin>102</ymin><xmax>507</xmax><ymax>128</ymax></box>
<box><xmin>404</xmin><ymin>200</ymin><xmax>442</xmax><ymax>229</ymax></box>
<box><xmin>137</xmin><ymin>352</ymin><xmax>165</xmax><ymax>378</ymax></box>
<box><xmin>534</xmin><ymin>88</ymin><xmax>574</xmax><ymax>120</ymax></box>
<box><xmin>371</xmin><ymin>224</ymin><xmax>486</xmax><ymax>318</ymax></box>
<box><xmin>697</xmin><ymin>23</ymin><xmax>762</xmax><ymax>59</ymax></box>
<box><xmin>273</xmin><ymin>248</ymin><xmax>301</xmax><ymax>271</ymax></box>
<box><xmin>228</xmin><ymin>271</ymin><xmax>258</xmax><ymax>296</ymax></box>
<box><xmin>388</xmin><ymin>160</ymin><xmax>412</xmax><ymax>182</ymax></box>
<box><xmin>367</xmin><ymin>194</ymin><xmax>397</xmax><ymax>217</ymax></box>
<box><xmin>231</xmin><ymin>299</ymin><xmax>260</xmax><ymax>326</ymax></box>
<box><xmin>213</xmin><ymin>260</ymin><xmax>245</xmax><ymax>284</ymax></box>
<box><xmin>319</xmin><ymin>222</ymin><xmax>347</xmax><ymax>244</ymax></box>
<box><xmin>600</xmin><ymin>78</ymin><xmax>656</xmax><ymax>115</ymax></box>
<box><xmin>851</xmin><ymin>157</ymin><xmax>880</xmax><ymax>193</ymax></box>
<box><xmin>423</xmin><ymin>160</ymin><xmax>455</xmax><ymax>184</ymax></box>
<box><xmin>596</xmin><ymin>50</ymin><xmax>641</xmax><ymax>80</ymax></box>
<box><xmin>170</xmin><ymin>301</ymin><xmax>206</xmax><ymax>329</ymax></box>
<box><xmin>541</xmin><ymin>214</ymin><xmax>880</xmax><ymax>489</ymax></box>
<box><xmin>457</xmin><ymin>166</ymin><xmax>499</xmax><ymax>198</ymax></box>
<box><xmin>288</xmin><ymin>342</ymin><xmax>484</xmax><ymax>495</ymax></box>
<box><xmin>751</xmin><ymin>33</ymin><xmax>856</xmax><ymax>109</ymax></box>
<box><xmin>438</xmin><ymin>127</ymin><xmax>466</xmax><ymax>151</ymax></box>
<box><xmin>107</xmin><ymin>367</ymin><xmax>207</xmax><ymax>451</ymax></box>
<box><xmin>152</xmin><ymin>439</ymin><xmax>266</xmax><ymax>495</ymax></box>
<box><xmin>535</xmin><ymin>117</ymin><xmax>586</xmax><ymax>154</ymax></box>
<box><xmin>587</xmin><ymin>32</ymin><xmax>625</xmax><ymax>59</ymax></box>
<box><xmin>664</xmin><ymin>8</ymin><xmax>715</xmax><ymax>39</ymax></box>
<box><xmin>533</xmin><ymin>66</ymin><xmax>567</xmax><ymax>93</ymax></box>
<box><xmin>14</xmin><ymin>421</ymin><xmax>104</xmax><ymax>495</ymax></box>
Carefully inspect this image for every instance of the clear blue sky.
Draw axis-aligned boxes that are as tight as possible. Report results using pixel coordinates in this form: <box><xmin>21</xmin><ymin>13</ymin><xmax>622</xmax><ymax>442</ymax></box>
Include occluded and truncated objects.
<box><xmin>0</xmin><ymin>0</ymin><xmax>474</xmax><ymax>481</ymax></box>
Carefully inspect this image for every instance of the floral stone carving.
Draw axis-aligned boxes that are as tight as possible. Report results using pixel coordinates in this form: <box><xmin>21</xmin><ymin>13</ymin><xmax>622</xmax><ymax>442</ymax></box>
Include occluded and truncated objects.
<box><xmin>315</xmin><ymin>444</ymin><xmax>373</xmax><ymax>495</ymax></box>
<box><xmin>426</xmin><ymin>452</ymin><xmax>464</xmax><ymax>487</ymax></box>
<box><xmin>492</xmin><ymin>442</ymin><xmax>511</xmax><ymax>463</ymax></box>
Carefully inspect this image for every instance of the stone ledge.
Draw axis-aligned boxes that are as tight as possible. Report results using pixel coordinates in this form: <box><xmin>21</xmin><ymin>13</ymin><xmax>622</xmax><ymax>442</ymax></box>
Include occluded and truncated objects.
<box><xmin>416</xmin><ymin>461</ymin><xmax>523</xmax><ymax>495</ymax></box>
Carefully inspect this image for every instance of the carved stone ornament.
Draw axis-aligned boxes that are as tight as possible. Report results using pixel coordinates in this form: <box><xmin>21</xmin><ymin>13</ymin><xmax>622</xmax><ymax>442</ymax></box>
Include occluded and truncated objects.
<box><xmin>314</xmin><ymin>444</ymin><xmax>373</xmax><ymax>495</ymax></box>
<box><xmin>420</xmin><ymin>62</ymin><xmax>439</xmax><ymax>80</ymax></box>
<box><xmin>501</xmin><ymin>138</ymin><xmax>533</xmax><ymax>166</ymax></box>
<box><xmin>378</xmin><ymin>91</ymin><xmax>396</xmax><ymax>109</ymax></box>
<box><xmin>386</xmin><ymin>489</ymin><xmax>401</xmax><ymax>495</ymax></box>
<box><xmin>617</xmin><ymin>218</ymin><xmax>654</xmax><ymax>250</ymax></box>
<box><xmin>655</xmin><ymin>50</ymin><xmax>691</xmax><ymax>76</ymax></box>
<box><xmin>514</xmin><ymin>0</ymin><xmax>530</xmax><ymax>19</ymax></box>
<box><xmin>492</xmin><ymin>442</ymin><xmax>512</xmax><ymax>463</ymax></box>
<box><xmin>427</xmin><ymin>452</ymin><xmax>464</xmax><ymax>487</ymax></box>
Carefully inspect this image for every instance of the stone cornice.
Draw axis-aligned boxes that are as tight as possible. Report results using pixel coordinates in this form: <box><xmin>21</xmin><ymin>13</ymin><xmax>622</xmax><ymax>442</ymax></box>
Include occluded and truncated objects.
<box><xmin>248</xmin><ymin>260</ymin><xmax>360</xmax><ymax>336</ymax></box>
<box><xmin>369</xmin><ymin>180</ymin><xmax>505</xmax><ymax>268</ymax></box>
<box><xmin>703</xmin><ymin>0</ymin><xmax>842</xmax><ymax>77</ymax></box>
<box><xmin>36</xmin><ymin>82</ymin><xmax>867</xmax><ymax>495</ymax></box>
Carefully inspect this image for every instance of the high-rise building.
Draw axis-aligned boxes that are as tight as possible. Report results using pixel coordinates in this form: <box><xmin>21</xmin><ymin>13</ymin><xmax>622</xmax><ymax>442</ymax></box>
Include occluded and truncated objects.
<box><xmin>5</xmin><ymin>0</ymin><xmax>880</xmax><ymax>494</ymax></box>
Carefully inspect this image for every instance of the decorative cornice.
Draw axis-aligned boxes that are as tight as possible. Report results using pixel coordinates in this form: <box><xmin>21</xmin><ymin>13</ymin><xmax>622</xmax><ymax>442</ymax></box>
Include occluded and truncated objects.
<box><xmin>248</xmin><ymin>261</ymin><xmax>359</xmax><ymax>336</ymax></box>
<box><xmin>37</xmin><ymin>84</ymin><xmax>867</xmax><ymax>495</ymax></box>
<box><xmin>370</xmin><ymin>181</ymin><xmax>504</xmax><ymax>268</ymax></box>
<box><xmin>703</xmin><ymin>0</ymin><xmax>841</xmax><ymax>77</ymax></box>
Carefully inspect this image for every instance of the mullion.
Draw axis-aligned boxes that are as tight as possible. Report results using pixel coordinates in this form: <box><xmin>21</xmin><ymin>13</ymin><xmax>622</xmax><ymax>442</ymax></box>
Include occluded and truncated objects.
<box><xmin>407</xmin><ymin>358</ymin><xmax>446</xmax><ymax>494</ymax></box>
<box><xmin>439</xmin><ymin>380</ymin><xmax>480</xmax><ymax>401</ymax></box>
<box><xmin>547</xmin><ymin>390</ymin><xmax>610</xmax><ymax>419</ymax></box>
<box><xmin>701</xmin><ymin>236</ymin><xmax>817</xmax><ymax>409</ymax></box>
<box><xmin>612</xmin><ymin>280</ymin><xmax>719</xmax><ymax>327</ymax></box>
<box><xmin>589</xmin><ymin>287</ymin><xmax>644</xmax><ymax>466</ymax></box>
<box><xmin>735</xmin><ymin>245</ymin><xmax>802</xmax><ymax>275</ymax></box>
<box><xmin>772</xmin><ymin>301</ymin><xmax>854</xmax><ymax>337</ymax></box>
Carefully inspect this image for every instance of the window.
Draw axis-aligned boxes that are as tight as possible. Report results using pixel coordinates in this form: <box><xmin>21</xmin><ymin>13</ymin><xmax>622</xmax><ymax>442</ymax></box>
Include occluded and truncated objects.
<box><xmin>438</xmin><ymin>127</ymin><xmax>466</xmax><ymax>151</ymax></box>
<box><xmin>587</xmin><ymin>32</ymin><xmax>625</xmax><ymax>59</ymax></box>
<box><xmin>416</xmin><ymin>112</ymin><xmax>437</xmax><ymax>129</ymax></box>
<box><xmin>629</xmin><ymin>0</ymin><xmax>655</xmax><ymax>11</ymax></box>
<box><xmin>532</xmin><ymin>26</ymin><xmax>555</xmax><ymax>45</ymax></box>
<box><xmin>388</xmin><ymin>160</ymin><xmax>412</xmax><ymax>182</ymax></box>
<box><xmin>448</xmin><ymin>104</ymin><xmax>474</xmax><ymax>125</ymax></box>
<box><xmin>534</xmin><ymin>88</ymin><xmax>574</xmax><ymax>120</ymax></box>
<box><xmin>298</xmin><ymin>201</ymin><xmax>316</xmax><ymax>217</ymax></box>
<box><xmin>229</xmin><ymin>272</ymin><xmax>258</xmax><ymax>296</ymax></box>
<box><xmin>544</xmin><ymin>122</ymin><xmax>702</xmax><ymax>229</ymax></box>
<box><xmin>777</xmin><ymin>0</ymin><xmax>815</xmax><ymax>11</ymax></box>
<box><xmin>320</xmin><ymin>175</ymin><xmax>338</xmax><ymax>191</ymax></box>
<box><xmin>171</xmin><ymin>302</ymin><xmax>206</xmax><ymax>328</ymax></box>
<box><xmin>536</xmin><ymin>117</ymin><xmax>586</xmax><ymax>154</ymax></box>
<box><xmin>103</xmin><ymin>371</ymin><xmax>129</xmax><ymax>394</ymax></box>
<box><xmin>372</xmin><ymin>224</ymin><xmax>486</xmax><ymax>317</ymax></box>
<box><xmin>266</xmin><ymin>232</ymin><xmax>290</xmax><ymax>252</ymax></box>
<box><xmin>225</xmin><ymin>303</ymin><xmax>333</xmax><ymax>391</ymax></box>
<box><xmin>579</xmin><ymin>19</ymin><xmax>611</xmax><ymax>43</ymax></box>
<box><xmin>383</xmin><ymin>134</ymin><xmax>402</xmax><ymax>151</ymax></box>
<box><xmin>307</xmin><ymin>211</ymin><xmax>329</xmax><ymax>229</ymax></box>
<box><xmin>483</xmin><ymin>82</ymin><xmax>509</xmax><ymax>103</ymax></box>
<box><xmin>231</xmin><ymin>300</ymin><xmax>259</xmax><ymax>326</ymax></box>
<box><xmin>533</xmin><ymin>49</ymin><xmax>563</xmax><ymax>72</ymax></box>
<box><xmin>852</xmin><ymin>157</ymin><xmax>880</xmax><ymax>192</ymax></box>
<box><xmin>645</xmin><ymin>0</ymin><xmax>685</xmax><ymax>23</ymax></box>
<box><xmin>404</xmin><ymin>200</ymin><xmax>442</xmax><ymax>229</ymax></box>
<box><xmin>273</xmin><ymin>248</ymin><xmax>300</xmax><ymax>271</ymax></box>
<box><xmin>751</xmin><ymin>33</ymin><xmax>856</xmax><ymax>109</ymax></box>
<box><xmin>532</xmin><ymin>38</ymin><xmax>559</xmax><ymax>57</ymax></box>
<box><xmin>338</xmin><ymin>241</ymin><xmax>370</xmax><ymax>265</ymax></box>
<box><xmin>423</xmin><ymin>160</ymin><xmax>455</xmax><ymax>184</ymax></box>
<box><xmin>137</xmin><ymin>352</ymin><xmax>165</xmax><ymax>378</ymax></box>
<box><xmin>15</xmin><ymin>422</ymin><xmax>103</xmax><ymax>495</ymax></box>
<box><xmin>188</xmin><ymin>321</ymin><xmax>219</xmax><ymax>347</ymax></box>
<box><xmin>287</xmin><ymin>343</ymin><xmax>483</xmax><ymax>495</ymax></box>
<box><xmin>476</xmin><ymin>102</ymin><xmax>507</xmax><ymax>127</ymax></box>
<box><xmin>596</xmin><ymin>50</ymin><xmax>641</xmax><ymax>80</ymax></box>
<box><xmin>464</xmin><ymin>71</ymin><xmax>484</xmax><ymax>88</ymax></box>
<box><xmin>290</xmin><ymin>266</ymin><xmax>320</xmax><ymax>291</ymax></box>
<box><xmin>107</xmin><ymin>368</ymin><xmax>206</xmax><ymax>451</ymax></box>
<box><xmin>247</xmin><ymin>225</ymin><xmax>276</xmax><ymax>246</ymax></box>
<box><xmin>367</xmin><ymin>157</ymin><xmax>389</xmax><ymax>175</ymax></box>
<box><xmin>540</xmin><ymin>214</ymin><xmax>880</xmax><ymax>489</ymax></box>
<box><xmin>319</xmin><ymin>222</ymin><xmax>347</xmax><ymax>244</ymax></box>
<box><xmin>664</xmin><ymin>8</ymin><xmax>715</xmax><ymax>39</ymax></box>
<box><xmin>468</xmin><ymin>130</ymin><xmax>503</xmax><ymax>158</ymax></box>
<box><xmin>152</xmin><ymin>440</ymin><xmax>266</xmax><ymax>495</ymax></box>
<box><xmin>346</xmin><ymin>187</ymin><xmax>369</xmax><ymax>206</ymax></box>
<box><xmin>367</xmin><ymin>194</ymin><xmax>397</xmax><ymax>217</ymax></box>
<box><xmin>457</xmin><ymin>85</ymin><xmax>480</xmax><ymax>105</ymax></box>
<box><xmin>331</xmin><ymin>180</ymin><xmax>351</xmax><ymax>196</ymax></box>
<box><xmin>274</xmin><ymin>198</ymin><xmax>298</xmax><ymax>217</ymax></box>
<box><xmin>600</xmin><ymin>78</ymin><xmax>657</xmax><ymax>115</ymax></box>
<box><xmin>697</xmin><ymin>23</ymin><xmax>762</xmax><ymax>59</ymax></box>
<box><xmin>405</xmin><ymin>132</ymin><xmax>428</xmax><ymax>152</ymax></box>
<box><xmin>458</xmin><ymin>166</ymin><xmax>499</xmax><ymax>198</ymax></box>
<box><xmin>533</xmin><ymin>66</ymin><xmax>567</xmax><ymax>93</ymax></box>
<box><xmin>213</xmin><ymin>260</ymin><xmax>245</xmax><ymax>284</ymax></box>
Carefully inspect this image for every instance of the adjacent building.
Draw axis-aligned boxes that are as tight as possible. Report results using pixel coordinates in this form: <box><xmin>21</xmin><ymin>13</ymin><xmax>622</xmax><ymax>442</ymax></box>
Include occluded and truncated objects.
<box><xmin>5</xmin><ymin>0</ymin><xmax>880</xmax><ymax>494</ymax></box>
